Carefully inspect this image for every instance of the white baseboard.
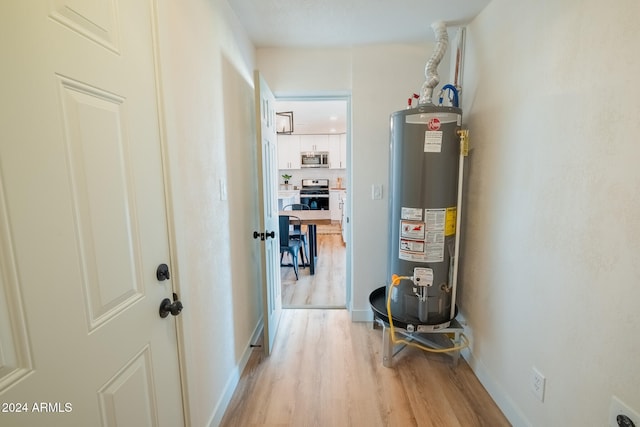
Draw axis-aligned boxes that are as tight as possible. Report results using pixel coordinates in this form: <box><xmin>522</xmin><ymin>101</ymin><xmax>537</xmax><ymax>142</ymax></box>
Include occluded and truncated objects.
<box><xmin>458</xmin><ymin>314</ymin><xmax>531</xmax><ymax>427</ymax></box>
<box><xmin>351</xmin><ymin>307</ymin><xmax>373</xmax><ymax>322</ymax></box>
<box><xmin>208</xmin><ymin>319</ymin><xmax>263</xmax><ymax>427</ymax></box>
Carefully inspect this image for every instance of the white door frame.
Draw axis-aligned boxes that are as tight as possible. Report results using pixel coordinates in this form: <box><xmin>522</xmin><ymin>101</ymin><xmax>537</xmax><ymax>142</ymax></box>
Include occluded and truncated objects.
<box><xmin>274</xmin><ymin>94</ymin><xmax>353</xmax><ymax>310</ymax></box>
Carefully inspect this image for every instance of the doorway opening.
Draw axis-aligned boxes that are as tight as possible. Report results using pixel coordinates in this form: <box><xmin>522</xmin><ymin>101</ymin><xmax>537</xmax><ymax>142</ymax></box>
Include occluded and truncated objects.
<box><xmin>275</xmin><ymin>96</ymin><xmax>351</xmax><ymax>309</ymax></box>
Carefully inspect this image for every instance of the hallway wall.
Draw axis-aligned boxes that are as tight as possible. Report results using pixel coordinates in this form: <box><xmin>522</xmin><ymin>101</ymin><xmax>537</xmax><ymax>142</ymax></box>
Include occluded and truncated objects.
<box><xmin>460</xmin><ymin>0</ymin><xmax>640</xmax><ymax>425</ymax></box>
<box><xmin>156</xmin><ymin>1</ymin><xmax>259</xmax><ymax>425</ymax></box>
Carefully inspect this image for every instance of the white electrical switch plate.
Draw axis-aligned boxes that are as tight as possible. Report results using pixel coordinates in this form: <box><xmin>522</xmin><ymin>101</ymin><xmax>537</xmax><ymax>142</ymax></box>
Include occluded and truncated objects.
<box><xmin>219</xmin><ymin>178</ymin><xmax>227</xmax><ymax>201</ymax></box>
<box><xmin>371</xmin><ymin>184</ymin><xmax>383</xmax><ymax>200</ymax></box>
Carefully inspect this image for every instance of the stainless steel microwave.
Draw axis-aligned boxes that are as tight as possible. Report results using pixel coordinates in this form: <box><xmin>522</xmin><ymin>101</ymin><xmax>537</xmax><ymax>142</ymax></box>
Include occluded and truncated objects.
<box><xmin>301</xmin><ymin>152</ymin><xmax>329</xmax><ymax>168</ymax></box>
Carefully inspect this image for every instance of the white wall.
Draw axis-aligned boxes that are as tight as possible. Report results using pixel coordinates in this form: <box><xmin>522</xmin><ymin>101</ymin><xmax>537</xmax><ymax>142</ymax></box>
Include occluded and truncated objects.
<box><xmin>351</xmin><ymin>44</ymin><xmax>450</xmax><ymax>319</ymax></box>
<box><xmin>460</xmin><ymin>0</ymin><xmax>640</xmax><ymax>425</ymax></box>
<box><xmin>156</xmin><ymin>1</ymin><xmax>260</xmax><ymax>426</ymax></box>
<box><xmin>257</xmin><ymin>43</ymin><xmax>450</xmax><ymax>319</ymax></box>
<box><xmin>257</xmin><ymin>47</ymin><xmax>353</xmax><ymax>96</ymax></box>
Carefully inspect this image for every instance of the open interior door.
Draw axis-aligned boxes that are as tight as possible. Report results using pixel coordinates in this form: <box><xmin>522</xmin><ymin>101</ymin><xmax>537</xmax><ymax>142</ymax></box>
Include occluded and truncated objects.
<box><xmin>254</xmin><ymin>71</ymin><xmax>283</xmax><ymax>355</ymax></box>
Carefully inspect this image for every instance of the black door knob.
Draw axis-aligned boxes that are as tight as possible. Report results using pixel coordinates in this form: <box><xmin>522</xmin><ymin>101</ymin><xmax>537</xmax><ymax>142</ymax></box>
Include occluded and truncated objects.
<box><xmin>156</xmin><ymin>264</ymin><xmax>170</xmax><ymax>281</ymax></box>
<box><xmin>159</xmin><ymin>293</ymin><xmax>183</xmax><ymax>318</ymax></box>
<box><xmin>253</xmin><ymin>231</ymin><xmax>275</xmax><ymax>240</ymax></box>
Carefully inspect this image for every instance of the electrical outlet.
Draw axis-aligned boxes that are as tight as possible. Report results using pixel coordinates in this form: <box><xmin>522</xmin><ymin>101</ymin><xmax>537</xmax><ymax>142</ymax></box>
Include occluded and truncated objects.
<box><xmin>610</xmin><ymin>396</ymin><xmax>640</xmax><ymax>427</ymax></box>
<box><xmin>530</xmin><ymin>367</ymin><xmax>546</xmax><ymax>402</ymax></box>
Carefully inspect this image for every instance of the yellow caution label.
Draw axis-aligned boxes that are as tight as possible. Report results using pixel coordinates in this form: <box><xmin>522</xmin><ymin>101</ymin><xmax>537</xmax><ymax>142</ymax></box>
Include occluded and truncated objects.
<box><xmin>445</xmin><ymin>207</ymin><xmax>457</xmax><ymax>236</ymax></box>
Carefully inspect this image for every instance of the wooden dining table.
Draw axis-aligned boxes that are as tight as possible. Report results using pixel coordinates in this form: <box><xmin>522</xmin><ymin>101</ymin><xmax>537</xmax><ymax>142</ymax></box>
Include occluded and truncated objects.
<box><xmin>279</xmin><ymin>210</ymin><xmax>319</xmax><ymax>275</ymax></box>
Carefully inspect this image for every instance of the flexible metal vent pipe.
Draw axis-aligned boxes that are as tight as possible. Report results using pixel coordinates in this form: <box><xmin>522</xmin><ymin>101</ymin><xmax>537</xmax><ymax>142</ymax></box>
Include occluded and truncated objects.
<box><xmin>419</xmin><ymin>21</ymin><xmax>448</xmax><ymax>105</ymax></box>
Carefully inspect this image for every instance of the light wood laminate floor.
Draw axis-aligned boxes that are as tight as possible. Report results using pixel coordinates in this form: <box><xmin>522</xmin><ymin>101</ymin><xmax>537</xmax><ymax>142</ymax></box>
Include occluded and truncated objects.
<box><xmin>220</xmin><ymin>309</ymin><xmax>510</xmax><ymax>427</ymax></box>
<box><xmin>281</xmin><ymin>225</ymin><xmax>346</xmax><ymax>308</ymax></box>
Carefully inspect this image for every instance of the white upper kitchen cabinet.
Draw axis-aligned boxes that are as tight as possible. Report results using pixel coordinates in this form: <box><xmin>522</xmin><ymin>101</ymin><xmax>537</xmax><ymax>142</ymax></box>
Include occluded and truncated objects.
<box><xmin>329</xmin><ymin>134</ymin><xmax>347</xmax><ymax>169</ymax></box>
<box><xmin>278</xmin><ymin>134</ymin><xmax>301</xmax><ymax>169</ymax></box>
<box><xmin>300</xmin><ymin>134</ymin><xmax>328</xmax><ymax>152</ymax></box>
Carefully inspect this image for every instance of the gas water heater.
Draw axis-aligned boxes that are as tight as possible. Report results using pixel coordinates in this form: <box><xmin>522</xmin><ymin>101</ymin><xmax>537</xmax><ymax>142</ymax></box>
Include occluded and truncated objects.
<box><xmin>387</xmin><ymin>105</ymin><xmax>462</xmax><ymax>327</ymax></box>
<box><xmin>367</xmin><ymin>21</ymin><xmax>470</xmax><ymax>368</ymax></box>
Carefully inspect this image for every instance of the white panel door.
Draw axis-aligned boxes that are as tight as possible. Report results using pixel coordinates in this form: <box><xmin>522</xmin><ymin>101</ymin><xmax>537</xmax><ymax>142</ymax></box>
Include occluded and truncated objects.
<box><xmin>254</xmin><ymin>71</ymin><xmax>282</xmax><ymax>355</ymax></box>
<box><xmin>0</xmin><ymin>2</ymin><xmax>184</xmax><ymax>426</ymax></box>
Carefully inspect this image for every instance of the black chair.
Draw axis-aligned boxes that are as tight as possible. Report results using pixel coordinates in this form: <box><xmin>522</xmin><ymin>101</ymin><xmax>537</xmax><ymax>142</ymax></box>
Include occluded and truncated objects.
<box><xmin>279</xmin><ymin>215</ymin><xmax>303</xmax><ymax>280</ymax></box>
<box><xmin>282</xmin><ymin>204</ymin><xmax>310</xmax><ymax>265</ymax></box>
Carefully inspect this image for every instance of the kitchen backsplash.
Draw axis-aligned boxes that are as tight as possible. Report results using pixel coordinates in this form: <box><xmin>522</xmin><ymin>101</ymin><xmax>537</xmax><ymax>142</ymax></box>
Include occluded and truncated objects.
<box><xmin>279</xmin><ymin>167</ymin><xmax>347</xmax><ymax>189</ymax></box>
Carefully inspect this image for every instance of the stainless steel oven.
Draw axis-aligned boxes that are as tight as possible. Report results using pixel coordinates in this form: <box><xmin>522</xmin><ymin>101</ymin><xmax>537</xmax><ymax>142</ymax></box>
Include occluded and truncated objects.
<box><xmin>300</xmin><ymin>179</ymin><xmax>330</xmax><ymax>210</ymax></box>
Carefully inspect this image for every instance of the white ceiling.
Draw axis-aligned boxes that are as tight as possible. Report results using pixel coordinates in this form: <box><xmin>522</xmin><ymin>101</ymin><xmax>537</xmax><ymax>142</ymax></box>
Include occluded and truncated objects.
<box><xmin>276</xmin><ymin>99</ymin><xmax>348</xmax><ymax>135</ymax></box>
<box><xmin>229</xmin><ymin>0</ymin><xmax>492</xmax><ymax>133</ymax></box>
<box><xmin>227</xmin><ymin>0</ymin><xmax>491</xmax><ymax>48</ymax></box>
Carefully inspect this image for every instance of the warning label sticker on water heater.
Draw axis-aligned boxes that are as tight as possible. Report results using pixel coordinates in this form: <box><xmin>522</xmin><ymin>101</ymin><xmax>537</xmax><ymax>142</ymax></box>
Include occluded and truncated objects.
<box><xmin>400</xmin><ymin>220</ymin><xmax>427</xmax><ymax>261</ymax></box>
<box><xmin>401</xmin><ymin>221</ymin><xmax>425</xmax><ymax>239</ymax></box>
<box><xmin>401</xmin><ymin>207</ymin><xmax>423</xmax><ymax>221</ymax></box>
<box><xmin>424</xmin><ymin>131</ymin><xmax>443</xmax><ymax>153</ymax></box>
<box><xmin>425</xmin><ymin>208</ymin><xmax>446</xmax><ymax>230</ymax></box>
<box><xmin>399</xmin><ymin>207</ymin><xmax>446</xmax><ymax>262</ymax></box>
